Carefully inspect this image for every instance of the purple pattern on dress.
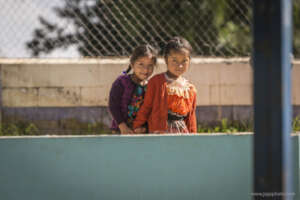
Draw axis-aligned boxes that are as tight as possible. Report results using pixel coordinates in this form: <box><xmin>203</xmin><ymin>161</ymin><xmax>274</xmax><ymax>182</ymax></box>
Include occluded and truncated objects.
<box><xmin>108</xmin><ymin>74</ymin><xmax>136</xmax><ymax>130</ymax></box>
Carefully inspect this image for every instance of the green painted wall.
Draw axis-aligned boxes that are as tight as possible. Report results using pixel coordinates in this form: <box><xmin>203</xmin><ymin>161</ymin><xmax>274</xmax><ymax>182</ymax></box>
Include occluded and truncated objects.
<box><xmin>0</xmin><ymin>134</ymin><xmax>298</xmax><ymax>200</ymax></box>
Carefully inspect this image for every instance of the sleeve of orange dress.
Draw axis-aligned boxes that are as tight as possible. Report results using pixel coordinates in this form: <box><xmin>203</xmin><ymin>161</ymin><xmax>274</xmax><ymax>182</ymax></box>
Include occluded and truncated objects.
<box><xmin>185</xmin><ymin>87</ymin><xmax>197</xmax><ymax>133</ymax></box>
<box><xmin>133</xmin><ymin>78</ymin><xmax>156</xmax><ymax>129</ymax></box>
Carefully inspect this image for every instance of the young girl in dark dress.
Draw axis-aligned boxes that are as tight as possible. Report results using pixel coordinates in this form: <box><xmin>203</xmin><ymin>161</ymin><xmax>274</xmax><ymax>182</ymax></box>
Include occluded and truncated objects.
<box><xmin>108</xmin><ymin>45</ymin><xmax>158</xmax><ymax>134</ymax></box>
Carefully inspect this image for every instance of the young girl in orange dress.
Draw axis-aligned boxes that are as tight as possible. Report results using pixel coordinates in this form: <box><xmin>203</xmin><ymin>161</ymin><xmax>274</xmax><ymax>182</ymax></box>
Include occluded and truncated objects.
<box><xmin>133</xmin><ymin>37</ymin><xmax>197</xmax><ymax>134</ymax></box>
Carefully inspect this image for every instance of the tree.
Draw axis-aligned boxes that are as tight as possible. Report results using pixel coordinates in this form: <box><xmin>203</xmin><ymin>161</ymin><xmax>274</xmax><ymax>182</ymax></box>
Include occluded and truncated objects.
<box><xmin>293</xmin><ymin>0</ymin><xmax>300</xmax><ymax>57</ymax></box>
<box><xmin>26</xmin><ymin>0</ymin><xmax>253</xmax><ymax>57</ymax></box>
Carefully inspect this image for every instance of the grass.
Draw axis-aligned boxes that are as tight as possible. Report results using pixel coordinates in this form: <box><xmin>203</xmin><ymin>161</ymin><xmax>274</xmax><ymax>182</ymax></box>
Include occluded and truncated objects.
<box><xmin>292</xmin><ymin>117</ymin><xmax>300</xmax><ymax>132</ymax></box>
<box><xmin>198</xmin><ymin>117</ymin><xmax>300</xmax><ymax>134</ymax></box>
<box><xmin>197</xmin><ymin>118</ymin><xmax>253</xmax><ymax>133</ymax></box>
<box><xmin>0</xmin><ymin>121</ymin><xmax>111</xmax><ymax>136</ymax></box>
<box><xmin>1</xmin><ymin>117</ymin><xmax>300</xmax><ymax>136</ymax></box>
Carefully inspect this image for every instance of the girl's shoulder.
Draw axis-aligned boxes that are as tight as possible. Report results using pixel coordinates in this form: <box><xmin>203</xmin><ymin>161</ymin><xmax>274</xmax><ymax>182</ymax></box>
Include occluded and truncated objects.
<box><xmin>148</xmin><ymin>73</ymin><xmax>166</xmax><ymax>84</ymax></box>
<box><xmin>113</xmin><ymin>74</ymin><xmax>132</xmax><ymax>85</ymax></box>
<box><xmin>115</xmin><ymin>74</ymin><xmax>131</xmax><ymax>82</ymax></box>
<box><xmin>182</xmin><ymin>78</ymin><xmax>196</xmax><ymax>95</ymax></box>
<box><xmin>188</xmin><ymin>82</ymin><xmax>197</xmax><ymax>93</ymax></box>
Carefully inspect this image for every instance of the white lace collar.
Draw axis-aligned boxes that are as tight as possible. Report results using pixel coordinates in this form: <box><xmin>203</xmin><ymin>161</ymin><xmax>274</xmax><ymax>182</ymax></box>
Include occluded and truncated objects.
<box><xmin>164</xmin><ymin>73</ymin><xmax>191</xmax><ymax>98</ymax></box>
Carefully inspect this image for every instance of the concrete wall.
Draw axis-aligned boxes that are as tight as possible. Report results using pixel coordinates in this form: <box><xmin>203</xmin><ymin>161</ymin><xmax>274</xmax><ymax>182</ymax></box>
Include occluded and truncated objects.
<box><xmin>0</xmin><ymin>134</ymin><xmax>298</xmax><ymax>200</ymax></box>
<box><xmin>1</xmin><ymin>58</ymin><xmax>254</xmax><ymax>107</ymax></box>
<box><xmin>1</xmin><ymin>58</ymin><xmax>300</xmax><ymax>129</ymax></box>
<box><xmin>1</xmin><ymin>58</ymin><xmax>300</xmax><ymax>107</ymax></box>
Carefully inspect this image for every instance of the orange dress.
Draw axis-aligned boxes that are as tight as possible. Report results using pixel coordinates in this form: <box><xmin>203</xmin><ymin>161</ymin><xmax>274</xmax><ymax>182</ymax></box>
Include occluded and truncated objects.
<box><xmin>165</xmin><ymin>73</ymin><xmax>193</xmax><ymax>133</ymax></box>
<box><xmin>133</xmin><ymin>73</ymin><xmax>197</xmax><ymax>133</ymax></box>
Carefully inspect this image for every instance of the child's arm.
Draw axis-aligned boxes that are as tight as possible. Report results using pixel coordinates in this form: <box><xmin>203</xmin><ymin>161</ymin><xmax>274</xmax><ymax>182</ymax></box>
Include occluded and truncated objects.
<box><xmin>108</xmin><ymin>79</ymin><xmax>126</xmax><ymax>126</ymax></box>
<box><xmin>134</xmin><ymin>127</ymin><xmax>147</xmax><ymax>134</ymax></box>
<box><xmin>185</xmin><ymin>88</ymin><xmax>197</xmax><ymax>133</ymax></box>
<box><xmin>133</xmin><ymin>78</ymin><xmax>155</xmax><ymax>130</ymax></box>
<box><xmin>118</xmin><ymin>122</ymin><xmax>134</xmax><ymax>134</ymax></box>
<box><xmin>109</xmin><ymin>79</ymin><xmax>134</xmax><ymax>134</ymax></box>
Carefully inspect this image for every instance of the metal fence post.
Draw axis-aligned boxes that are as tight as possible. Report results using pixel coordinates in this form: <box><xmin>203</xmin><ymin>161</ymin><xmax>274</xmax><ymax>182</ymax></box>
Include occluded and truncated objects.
<box><xmin>253</xmin><ymin>0</ymin><xmax>293</xmax><ymax>199</ymax></box>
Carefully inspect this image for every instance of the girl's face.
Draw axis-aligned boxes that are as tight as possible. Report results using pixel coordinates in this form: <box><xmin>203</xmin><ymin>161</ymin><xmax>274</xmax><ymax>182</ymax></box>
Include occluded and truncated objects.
<box><xmin>166</xmin><ymin>49</ymin><xmax>190</xmax><ymax>78</ymax></box>
<box><xmin>132</xmin><ymin>55</ymin><xmax>155</xmax><ymax>81</ymax></box>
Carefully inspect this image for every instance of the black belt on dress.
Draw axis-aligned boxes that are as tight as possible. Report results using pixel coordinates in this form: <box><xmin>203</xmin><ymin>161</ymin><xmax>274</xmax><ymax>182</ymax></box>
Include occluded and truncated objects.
<box><xmin>168</xmin><ymin>111</ymin><xmax>186</xmax><ymax>121</ymax></box>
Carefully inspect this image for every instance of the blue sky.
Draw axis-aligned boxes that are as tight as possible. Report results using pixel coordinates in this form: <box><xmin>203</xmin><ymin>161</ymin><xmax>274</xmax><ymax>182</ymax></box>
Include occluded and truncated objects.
<box><xmin>0</xmin><ymin>0</ymin><xmax>79</xmax><ymax>58</ymax></box>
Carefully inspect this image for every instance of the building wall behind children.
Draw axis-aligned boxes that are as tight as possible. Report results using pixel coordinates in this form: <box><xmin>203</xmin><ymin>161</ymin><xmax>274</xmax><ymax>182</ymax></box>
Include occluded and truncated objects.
<box><xmin>1</xmin><ymin>58</ymin><xmax>300</xmax><ymax>131</ymax></box>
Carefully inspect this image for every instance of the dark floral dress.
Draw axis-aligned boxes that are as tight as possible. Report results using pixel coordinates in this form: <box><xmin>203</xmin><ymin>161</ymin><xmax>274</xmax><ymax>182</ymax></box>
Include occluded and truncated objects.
<box><xmin>127</xmin><ymin>84</ymin><xmax>147</xmax><ymax>128</ymax></box>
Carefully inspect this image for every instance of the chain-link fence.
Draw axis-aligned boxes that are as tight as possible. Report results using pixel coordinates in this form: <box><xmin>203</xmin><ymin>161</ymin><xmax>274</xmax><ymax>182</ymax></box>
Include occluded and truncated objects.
<box><xmin>2</xmin><ymin>0</ymin><xmax>300</xmax><ymax>58</ymax></box>
<box><xmin>0</xmin><ymin>0</ymin><xmax>254</xmax><ymax>58</ymax></box>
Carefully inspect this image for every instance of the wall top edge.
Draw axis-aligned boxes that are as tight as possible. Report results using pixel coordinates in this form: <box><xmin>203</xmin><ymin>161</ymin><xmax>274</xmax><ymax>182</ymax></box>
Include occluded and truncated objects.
<box><xmin>0</xmin><ymin>132</ymin><xmax>253</xmax><ymax>139</ymax></box>
<box><xmin>1</xmin><ymin>57</ymin><xmax>300</xmax><ymax>65</ymax></box>
<box><xmin>0</xmin><ymin>57</ymin><xmax>252</xmax><ymax>65</ymax></box>
<box><xmin>1</xmin><ymin>132</ymin><xmax>299</xmax><ymax>139</ymax></box>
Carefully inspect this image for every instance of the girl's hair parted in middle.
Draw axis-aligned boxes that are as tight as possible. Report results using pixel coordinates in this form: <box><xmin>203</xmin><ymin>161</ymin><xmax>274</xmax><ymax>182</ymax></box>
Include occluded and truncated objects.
<box><xmin>124</xmin><ymin>44</ymin><xmax>158</xmax><ymax>74</ymax></box>
<box><xmin>164</xmin><ymin>36</ymin><xmax>193</xmax><ymax>60</ymax></box>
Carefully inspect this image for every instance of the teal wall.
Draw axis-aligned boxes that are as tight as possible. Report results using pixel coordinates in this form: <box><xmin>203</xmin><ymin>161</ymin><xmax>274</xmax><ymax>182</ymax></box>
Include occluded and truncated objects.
<box><xmin>0</xmin><ymin>134</ymin><xmax>298</xmax><ymax>200</ymax></box>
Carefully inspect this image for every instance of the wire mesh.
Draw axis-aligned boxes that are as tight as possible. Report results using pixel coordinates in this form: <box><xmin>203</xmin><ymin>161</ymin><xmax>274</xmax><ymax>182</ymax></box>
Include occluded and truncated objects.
<box><xmin>0</xmin><ymin>0</ymin><xmax>255</xmax><ymax>58</ymax></box>
<box><xmin>1</xmin><ymin>0</ymin><xmax>300</xmax><ymax>58</ymax></box>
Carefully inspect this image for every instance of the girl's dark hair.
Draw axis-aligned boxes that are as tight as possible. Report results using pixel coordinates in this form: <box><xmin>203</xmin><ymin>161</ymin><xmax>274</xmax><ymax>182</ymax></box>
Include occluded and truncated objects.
<box><xmin>164</xmin><ymin>36</ymin><xmax>193</xmax><ymax>60</ymax></box>
<box><xmin>124</xmin><ymin>44</ymin><xmax>158</xmax><ymax>74</ymax></box>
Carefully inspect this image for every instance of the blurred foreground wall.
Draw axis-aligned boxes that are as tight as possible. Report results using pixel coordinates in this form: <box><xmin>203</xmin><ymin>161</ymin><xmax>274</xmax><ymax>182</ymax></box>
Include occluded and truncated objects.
<box><xmin>0</xmin><ymin>134</ymin><xmax>298</xmax><ymax>200</ymax></box>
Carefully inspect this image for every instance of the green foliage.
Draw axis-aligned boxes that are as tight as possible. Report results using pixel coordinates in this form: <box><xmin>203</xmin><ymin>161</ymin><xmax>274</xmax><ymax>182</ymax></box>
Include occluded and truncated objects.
<box><xmin>25</xmin><ymin>123</ymin><xmax>39</xmax><ymax>135</ymax></box>
<box><xmin>86</xmin><ymin>122</ymin><xmax>109</xmax><ymax>135</ymax></box>
<box><xmin>197</xmin><ymin>118</ymin><xmax>253</xmax><ymax>133</ymax></box>
<box><xmin>292</xmin><ymin>116</ymin><xmax>300</xmax><ymax>132</ymax></box>
<box><xmin>0</xmin><ymin>121</ymin><xmax>111</xmax><ymax>136</ymax></box>
<box><xmin>293</xmin><ymin>0</ymin><xmax>300</xmax><ymax>57</ymax></box>
<box><xmin>25</xmin><ymin>0</ymin><xmax>300</xmax><ymax>57</ymax></box>
<box><xmin>2</xmin><ymin>124</ymin><xmax>20</xmax><ymax>136</ymax></box>
<box><xmin>0</xmin><ymin>123</ymin><xmax>39</xmax><ymax>136</ymax></box>
<box><xmin>198</xmin><ymin>117</ymin><xmax>300</xmax><ymax>133</ymax></box>
<box><xmin>26</xmin><ymin>0</ymin><xmax>253</xmax><ymax>57</ymax></box>
<box><xmin>1</xmin><ymin>117</ymin><xmax>300</xmax><ymax>136</ymax></box>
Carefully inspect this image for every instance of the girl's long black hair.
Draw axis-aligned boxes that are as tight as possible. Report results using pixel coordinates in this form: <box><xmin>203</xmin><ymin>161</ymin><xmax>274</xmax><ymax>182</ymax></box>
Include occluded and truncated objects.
<box><xmin>124</xmin><ymin>44</ymin><xmax>158</xmax><ymax>74</ymax></box>
<box><xmin>164</xmin><ymin>36</ymin><xmax>193</xmax><ymax>60</ymax></box>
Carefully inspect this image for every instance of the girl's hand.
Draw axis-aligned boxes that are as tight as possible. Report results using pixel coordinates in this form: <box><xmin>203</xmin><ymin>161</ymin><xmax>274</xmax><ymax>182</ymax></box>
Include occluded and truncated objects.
<box><xmin>134</xmin><ymin>127</ymin><xmax>147</xmax><ymax>134</ymax></box>
<box><xmin>118</xmin><ymin>123</ymin><xmax>134</xmax><ymax>134</ymax></box>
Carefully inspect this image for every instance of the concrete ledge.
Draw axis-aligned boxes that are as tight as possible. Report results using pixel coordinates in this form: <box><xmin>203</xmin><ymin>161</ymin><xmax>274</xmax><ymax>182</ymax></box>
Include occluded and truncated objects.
<box><xmin>0</xmin><ymin>134</ymin><xmax>298</xmax><ymax>200</ymax></box>
<box><xmin>0</xmin><ymin>132</ymin><xmax>255</xmax><ymax>139</ymax></box>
